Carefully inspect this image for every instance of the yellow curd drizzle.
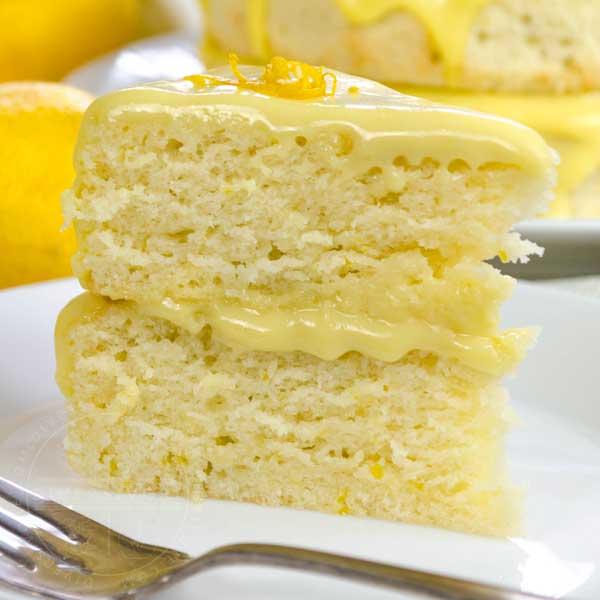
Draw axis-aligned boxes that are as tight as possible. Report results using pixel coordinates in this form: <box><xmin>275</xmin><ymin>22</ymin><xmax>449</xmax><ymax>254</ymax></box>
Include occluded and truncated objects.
<box><xmin>56</xmin><ymin>294</ymin><xmax>535</xmax><ymax>378</ymax></box>
<box><xmin>135</xmin><ymin>298</ymin><xmax>534</xmax><ymax>377</ymax></box>
<box><xmin>245</xmin><ymin>0</ymin><xmax>490</xmax><ymax>86</ymax></box>
<box><xmin>185</xmin><ymin>53</ymin><xmax>337</xmax><ymax>99</ymax></box>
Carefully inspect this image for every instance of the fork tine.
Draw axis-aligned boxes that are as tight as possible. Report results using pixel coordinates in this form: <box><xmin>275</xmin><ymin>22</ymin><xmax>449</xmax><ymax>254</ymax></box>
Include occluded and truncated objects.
<box><xmin>0</xmin><ymin>539</ymin><xmax>35</xmax><ymax>571</ymax></box>
<box><xmin>0</xmin><ymin>506</ymin><xmax>40</xmax><ymax>547</ymax></box>
<box><xmin>0</xmin><ymin>506</ymin><xmax>87</xmax><ymax>570</ymax></box>
<box><xmin>0</xmin><ymin>477</ymin><xmax>182</xmax><ymax>558</ymax></box>
<box><xmin>0</xmin><ymin>477</ymin><xmax>83</xmax><ymax>542</ymax></box>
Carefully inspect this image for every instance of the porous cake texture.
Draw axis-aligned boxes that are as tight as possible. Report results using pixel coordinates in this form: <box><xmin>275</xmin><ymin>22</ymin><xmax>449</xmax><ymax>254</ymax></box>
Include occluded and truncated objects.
<box><xmin>57</xmin><ymin>59</ymin><xmax>556</xmax><ymax>536</ymax></box>
<box><xmin>203</xmin><ymin>0</ymin><xmax>600</xmax><ymax>93</ymax></box>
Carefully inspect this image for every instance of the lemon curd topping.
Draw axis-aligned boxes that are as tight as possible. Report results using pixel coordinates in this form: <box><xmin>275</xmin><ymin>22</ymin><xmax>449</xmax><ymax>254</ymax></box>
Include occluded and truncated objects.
<box><xmin>245</xmin><ymin>0</ymin><xmax>490</xmax><ymax>86</ymax></box>
<box><xmin>400</xmin><ymin>86</ymin><xmax>600</xmax><ymax>218</ymax></box>
<box><xmin>185</xmin><ymin>53</ymin><xmax>337</xmax><ymax>99</ymax></box>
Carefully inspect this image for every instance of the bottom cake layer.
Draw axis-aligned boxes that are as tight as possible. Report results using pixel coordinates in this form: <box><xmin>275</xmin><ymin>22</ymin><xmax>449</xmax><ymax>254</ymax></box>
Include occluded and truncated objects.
<box><xmin>55</xmin><ymin>293</ymin><xmax>521</xmax><ymax>536</ymax></box>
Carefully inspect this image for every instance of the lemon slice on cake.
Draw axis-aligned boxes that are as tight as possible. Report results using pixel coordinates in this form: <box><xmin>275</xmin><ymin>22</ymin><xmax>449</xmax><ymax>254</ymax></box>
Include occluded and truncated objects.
<box><xmin>0</xmin><ymin>82</ymin><xmax>92</xmax><ymax>289</ymax></box>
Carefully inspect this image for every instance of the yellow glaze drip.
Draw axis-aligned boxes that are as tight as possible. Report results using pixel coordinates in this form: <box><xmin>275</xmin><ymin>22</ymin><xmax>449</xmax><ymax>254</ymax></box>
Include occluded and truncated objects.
<box><xmin>134</xmin><ymin>297</ymin><xmax>534</xmax><ymax>377</ymax></box>
<box><xmin>186</xmin><ymin>53</ymin><xmax>336</xmax><ymax>100</ymax></box>
<box><xmin>400</xmin><ymin>86</ymin><xmax>600</xmax><ymax>218</ymax></box>
<box><xmin>80</xmin><ymin>67</ymin><xmax>554</xmax><ymax>183</ymax></box>
<box><xmin>336</xmin><ymin>0</ymin><xmax>490</xmax><ymax>85</ymax></box>
<box><xmin>246</xmin><ymin>0</ymin><xmax>490</xmax><ymax>86</ymax></box>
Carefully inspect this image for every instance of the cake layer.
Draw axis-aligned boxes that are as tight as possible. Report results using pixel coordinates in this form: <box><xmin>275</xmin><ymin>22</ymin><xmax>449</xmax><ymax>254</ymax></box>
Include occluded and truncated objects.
<box><xmin>204</xmin><ymin>0</ymin><xmax>600</xmax><ymax>93</ymax></box>
<box><xmin>56</xmin><ymin>293</ymin><xmax>521</xmax><ymax>536</ymax></box>
<box><xmin>63</xmin><ymin>63</ymin><xmax>555</xmax><ymax>352</ymax></box>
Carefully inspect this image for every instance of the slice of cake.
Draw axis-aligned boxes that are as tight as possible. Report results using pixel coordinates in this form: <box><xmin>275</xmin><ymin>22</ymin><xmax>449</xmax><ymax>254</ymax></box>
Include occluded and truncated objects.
<box><xmin>202</xmin><ymin>0</ymin><xmax>600</xmax><ymax>94</ymax></box>
<box><xmin>57</xmin><ymin>56</ymin><xmax>556</xmax><ymax>536</ymax></box>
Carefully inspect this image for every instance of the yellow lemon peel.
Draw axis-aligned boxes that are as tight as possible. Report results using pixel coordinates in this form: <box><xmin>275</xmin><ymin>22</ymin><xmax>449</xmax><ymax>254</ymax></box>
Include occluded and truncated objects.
<box><xmin>185</xmin><ymin>53</ymin><xmax>337</xmax><ymax>100</ymax></box>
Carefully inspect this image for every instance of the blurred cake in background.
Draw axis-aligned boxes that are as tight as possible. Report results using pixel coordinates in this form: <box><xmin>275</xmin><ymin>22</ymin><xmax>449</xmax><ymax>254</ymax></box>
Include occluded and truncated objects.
<box><xmin>0</xmin><ymin>82</ymin><xmax>92</xmax><ymax>289</ymax></box>
<box><xmin>201</xmin><ymin>0</ymin><xmax>600</xmax><ymax>218</ymax></box>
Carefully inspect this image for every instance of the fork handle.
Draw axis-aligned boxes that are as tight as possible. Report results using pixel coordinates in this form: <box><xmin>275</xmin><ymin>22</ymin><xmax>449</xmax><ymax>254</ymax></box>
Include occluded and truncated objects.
<box><xmin>159</xmin><ymin>543</ymin><xmax>550</xmax><ymax>600</ymax></box>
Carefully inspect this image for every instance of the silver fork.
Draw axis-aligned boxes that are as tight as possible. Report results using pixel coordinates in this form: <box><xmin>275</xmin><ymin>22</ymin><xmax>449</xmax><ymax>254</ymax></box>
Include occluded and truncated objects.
<box><xmin>0</xmin><ymin>476</ymin><xmax>559</xmax><ymax>600</ymax></box>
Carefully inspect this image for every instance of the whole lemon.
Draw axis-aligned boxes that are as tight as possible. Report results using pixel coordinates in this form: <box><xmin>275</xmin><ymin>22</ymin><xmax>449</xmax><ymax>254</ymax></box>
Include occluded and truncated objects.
<box><xmin>0</xmin><ymin>0</ymin><xmax>139</xmax><ymax>82</ymax></box>
<box><xmin>0</xmin><ymin>82</ymin><xmax>92</xmax><ymax>289</ymax></box>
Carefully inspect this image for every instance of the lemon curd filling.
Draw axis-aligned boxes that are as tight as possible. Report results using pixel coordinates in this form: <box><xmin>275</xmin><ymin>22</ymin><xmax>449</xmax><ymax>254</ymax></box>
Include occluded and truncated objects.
<box><xmin>245</xmin><ymin>0</ymin><xmax>490</xmax><ymax>86</ymax></box>
<box><xmin>138</xmin><ymin>299</ymin><xmax>534</xmax><ymax>376</ymax></box>
<box><xmin>56</xmin><ymin>294</ymin><xmax>535</xmax><ymax>378</ymax></box>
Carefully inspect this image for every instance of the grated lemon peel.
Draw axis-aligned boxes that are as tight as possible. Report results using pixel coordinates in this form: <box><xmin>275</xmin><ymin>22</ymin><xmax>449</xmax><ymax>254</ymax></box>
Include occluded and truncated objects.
<box><xmin>185</xmin><ymin>53</ymin><xmax>337</xmax><ymax>100</ymax></box>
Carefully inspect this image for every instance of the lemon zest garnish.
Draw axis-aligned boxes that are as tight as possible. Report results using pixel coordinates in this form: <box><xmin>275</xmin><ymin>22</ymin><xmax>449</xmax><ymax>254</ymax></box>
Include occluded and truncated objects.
<box><xmin>185</xmin><ymin>53</ymin><xmax>337</xmax><ymax>100</ymax></box>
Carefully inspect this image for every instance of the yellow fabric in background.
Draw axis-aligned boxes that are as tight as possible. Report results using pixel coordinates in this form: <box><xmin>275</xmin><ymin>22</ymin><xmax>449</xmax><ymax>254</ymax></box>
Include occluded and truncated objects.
<box><xmin>0</xmin><ymin>0</ymin><xmax>140</xmax><ymax>82</ymax></box>
<box><xmin>0</xmin><ymin>82</ymin><xmax>92</xmax><ymax>289</ymax></box>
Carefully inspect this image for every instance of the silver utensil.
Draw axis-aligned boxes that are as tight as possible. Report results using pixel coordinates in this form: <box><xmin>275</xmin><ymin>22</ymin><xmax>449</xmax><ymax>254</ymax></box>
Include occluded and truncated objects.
<box><xmin>0</xmin><ymin>476</ymin><xmax>556</xmax><ymax>599</ymax></box>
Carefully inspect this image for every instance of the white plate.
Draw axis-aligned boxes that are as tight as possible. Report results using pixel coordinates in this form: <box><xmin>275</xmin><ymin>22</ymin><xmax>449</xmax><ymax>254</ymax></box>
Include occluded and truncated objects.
<box><xmin>65</xmin><ymin>33</ymin><xmax>600</xmax><ymax>279</ymax></box>
<box><xmin>65</xmin><ymin>33</ymin><xmax>203</xmax><ymax>97</ymax></box>
<box><xmin>0</xmin><ymin>278</ymin><xmax>599</xmax><ymax>599</ymax></box>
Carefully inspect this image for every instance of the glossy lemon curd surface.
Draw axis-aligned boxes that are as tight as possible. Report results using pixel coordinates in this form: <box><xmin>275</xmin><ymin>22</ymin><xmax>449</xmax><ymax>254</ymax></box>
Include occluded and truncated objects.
<box><xmin>399</xmin><ymin>86</ymin><xmax>600</xmax><ymax>218</ymax></box>
<box><xmin>56</xmin><ymin>294</ymin><xmax>536</xmax><ymax>378</ymax></box>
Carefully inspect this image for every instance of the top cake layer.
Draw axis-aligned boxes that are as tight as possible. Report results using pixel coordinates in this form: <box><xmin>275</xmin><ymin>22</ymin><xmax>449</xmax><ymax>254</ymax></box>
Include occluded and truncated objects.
<box><xmin>204</xmin><ymin>0</ymin><xmax>600</xmax><ymax>93</ymax></box>
<box><xmin>63</xmin><ymin>59</ymin><xmax>555</xmax><ymax>373</ymax></box>
<box><xmin>74</xmin><ymin>61</ymin><xmax>553</xmax><ymax>172</ymax></box>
